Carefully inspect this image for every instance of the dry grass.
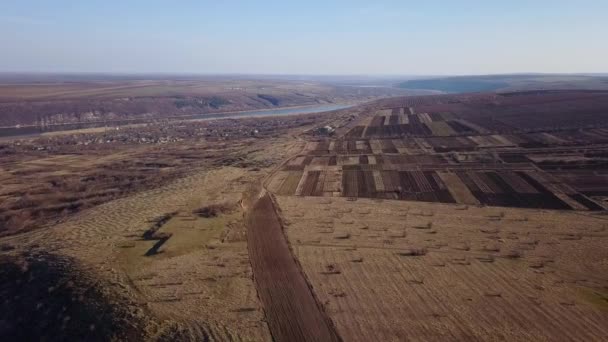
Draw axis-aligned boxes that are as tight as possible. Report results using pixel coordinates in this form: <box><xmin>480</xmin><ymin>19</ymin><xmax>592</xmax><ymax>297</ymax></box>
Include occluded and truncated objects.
<box><xmin>277</xmin><ymin>195</ymin><xmax>608</xmax><ymax>341</ymax></box>
<box><xmin>0</xmin><ymin>130</ymin><xmax>280</xmax><ymax>236</ymax></box>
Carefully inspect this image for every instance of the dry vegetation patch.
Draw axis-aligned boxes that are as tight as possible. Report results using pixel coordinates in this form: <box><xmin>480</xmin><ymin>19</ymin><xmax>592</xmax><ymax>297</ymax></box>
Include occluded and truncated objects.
<box><xmin>192</xmin><ymin>202</ymin><xmax>237</xmax><ymax>218</ymax></box>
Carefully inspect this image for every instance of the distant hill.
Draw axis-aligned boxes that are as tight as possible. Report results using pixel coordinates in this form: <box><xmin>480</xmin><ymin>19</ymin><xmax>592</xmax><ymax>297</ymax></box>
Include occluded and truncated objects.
<box><xmin>397</xmin><ymin>77</ymin><xmax>509</xmax><ymax>93</ymax></box>
<box><xmin>397</xmin><ymin>74</ymin><xmax>608</xmax><ymax>93</ymax></box>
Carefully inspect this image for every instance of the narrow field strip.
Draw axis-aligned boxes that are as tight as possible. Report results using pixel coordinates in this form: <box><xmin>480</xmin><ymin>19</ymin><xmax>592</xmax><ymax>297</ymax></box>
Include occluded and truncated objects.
<box><xmin>246</xmin><ymin>193</ymin><xmax>341</xmax><ymax>342</ymax></box>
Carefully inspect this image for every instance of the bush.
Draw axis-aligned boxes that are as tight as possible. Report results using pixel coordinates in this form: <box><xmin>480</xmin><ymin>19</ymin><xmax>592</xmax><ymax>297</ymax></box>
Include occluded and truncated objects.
<box><xmin>193</xmin><ymin>202</ymin><xmax>235</xmax><ymax>218</ymax></box>
<box><xmin>397</xmin><ymin>248</ymin><xmax>427</xmax><ymax>257</ymax></box>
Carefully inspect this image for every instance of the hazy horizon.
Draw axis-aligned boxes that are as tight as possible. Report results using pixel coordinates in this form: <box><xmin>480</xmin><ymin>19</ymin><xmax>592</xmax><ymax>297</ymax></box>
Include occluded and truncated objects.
<box><xmin>1</xmin><ymin>71</ymin><xmax>608</xmax><ymax>77</ymax></box>
<box><xmin>1</xmin><ymin>1</ymin><xmax>607</xmax><ymax>75</ymax></box>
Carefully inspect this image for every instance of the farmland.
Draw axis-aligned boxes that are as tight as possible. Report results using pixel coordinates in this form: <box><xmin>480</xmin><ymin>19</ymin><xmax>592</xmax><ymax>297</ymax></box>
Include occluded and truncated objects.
<box><xmin>263</xmin><ymin>89</ymin><xmax>608</xmax><ymax>341</ymax></box>
<box><xmin>269</xmin><ymin>90</ymin><xmax>608</xmax><ymax>211</ymax></box>
<box><xmin>276</xmin><ymin>195</ymin><xmax>608</xmax><ymax>341</ymax></box>
<box><xmin>0</xmin><ymin>98</ymin><xmax>367</xmax><ymax>340</ymax></box>
<box><xmin>1</xmin><ymin>89</ymin><xmax>608</xmax><ymax>341</ymax></box>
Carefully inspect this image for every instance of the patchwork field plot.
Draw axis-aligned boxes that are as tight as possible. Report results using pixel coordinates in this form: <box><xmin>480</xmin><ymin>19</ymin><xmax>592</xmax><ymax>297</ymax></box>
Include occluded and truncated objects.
<box><xmin>269</xmin><ymin>160</ymin><xmax>598</xmax><ymax>210</ymax></box>
<box><xmin>279</xmin><ymin>90</ymin><xmax>608</xmax><ymax>211</ymax></box>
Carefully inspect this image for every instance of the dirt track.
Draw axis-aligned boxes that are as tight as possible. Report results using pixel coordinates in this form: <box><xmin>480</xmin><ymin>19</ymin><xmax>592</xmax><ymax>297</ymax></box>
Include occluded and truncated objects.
<box><xmin>245</xmin><ymin>192</ymin><xmax>341</xmax><ymax>342</ymax></box>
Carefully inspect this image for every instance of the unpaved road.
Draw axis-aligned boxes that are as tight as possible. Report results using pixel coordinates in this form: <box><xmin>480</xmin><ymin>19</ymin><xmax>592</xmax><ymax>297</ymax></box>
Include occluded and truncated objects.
<box><xmin>245</xmin><ymin>192</ymin><xmax>341</xmax><ymax>342</ymax></box>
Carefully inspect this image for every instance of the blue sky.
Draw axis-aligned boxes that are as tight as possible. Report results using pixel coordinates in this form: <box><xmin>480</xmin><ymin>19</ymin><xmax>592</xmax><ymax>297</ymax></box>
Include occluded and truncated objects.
<box><xmin>1</xmin><ymin>1</ymin><xmax>606</xmax><ymax>75</ymax></box>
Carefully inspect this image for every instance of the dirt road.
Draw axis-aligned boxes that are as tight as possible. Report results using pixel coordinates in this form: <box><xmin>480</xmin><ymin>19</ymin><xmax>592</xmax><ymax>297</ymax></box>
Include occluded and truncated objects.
<box><xmin>245</xmin><ymin>192</ymin><xmax>341</xmax><ymax>342</ymax></box>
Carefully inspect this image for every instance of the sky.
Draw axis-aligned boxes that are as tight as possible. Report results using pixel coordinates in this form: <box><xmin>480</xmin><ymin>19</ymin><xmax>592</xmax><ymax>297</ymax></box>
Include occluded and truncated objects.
<box><xmin>1</xmin><ymin>0</ymin><xmax>606</xmax><ymax>75</ymax></box>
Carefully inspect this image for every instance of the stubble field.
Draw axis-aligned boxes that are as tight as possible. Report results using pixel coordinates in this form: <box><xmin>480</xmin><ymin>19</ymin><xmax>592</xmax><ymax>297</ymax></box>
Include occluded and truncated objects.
<box><xmin>276</xmin><ymin>195</ymin><xmax>608</xmax><ymax>341</ymax></box>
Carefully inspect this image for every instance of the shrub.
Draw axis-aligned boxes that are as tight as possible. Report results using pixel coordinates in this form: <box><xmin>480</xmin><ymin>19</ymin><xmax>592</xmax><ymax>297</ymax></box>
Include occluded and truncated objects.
<box><xmin>397</xmin><ymin>248</ymin><xmax>427</xmax><ymax>256</ymax></box>
<box><xmin>193</xmin><ymin>202</ymin><xmax>235</xmax><ymax>218</ymax></box>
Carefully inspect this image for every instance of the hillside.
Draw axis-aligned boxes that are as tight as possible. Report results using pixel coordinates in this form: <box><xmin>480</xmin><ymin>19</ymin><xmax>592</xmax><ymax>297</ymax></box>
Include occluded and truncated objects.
<box><xmin>397</xmin><ymin>74</ymin><xmax>608</xmax><ymax>93</ymax></box>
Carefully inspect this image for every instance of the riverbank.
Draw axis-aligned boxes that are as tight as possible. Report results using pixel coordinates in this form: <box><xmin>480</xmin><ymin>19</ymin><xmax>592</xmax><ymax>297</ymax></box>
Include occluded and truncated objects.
<box><xmin>0</xmin><ymin>103</ymin><xmax>354</xmax><ymax>140</ymax></box>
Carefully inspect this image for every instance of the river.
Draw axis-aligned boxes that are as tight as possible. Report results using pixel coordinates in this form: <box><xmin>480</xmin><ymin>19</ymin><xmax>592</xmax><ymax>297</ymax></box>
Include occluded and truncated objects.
<box><xmin>0</xmin><ymin>103</ymin><xmax>352</xmax><ymax>139</ymax></box>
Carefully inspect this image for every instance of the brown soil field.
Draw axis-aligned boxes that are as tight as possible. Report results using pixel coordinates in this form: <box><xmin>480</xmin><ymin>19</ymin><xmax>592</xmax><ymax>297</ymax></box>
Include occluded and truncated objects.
<box><xmin>276</xmin><ymin>195</ymin><xmax>608</xmax><ymax>341</ymax></box>
<box><xmin>244</xmin><ymin>192</ymin><xmax>340</xmax><ymax>342</ymax></box>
